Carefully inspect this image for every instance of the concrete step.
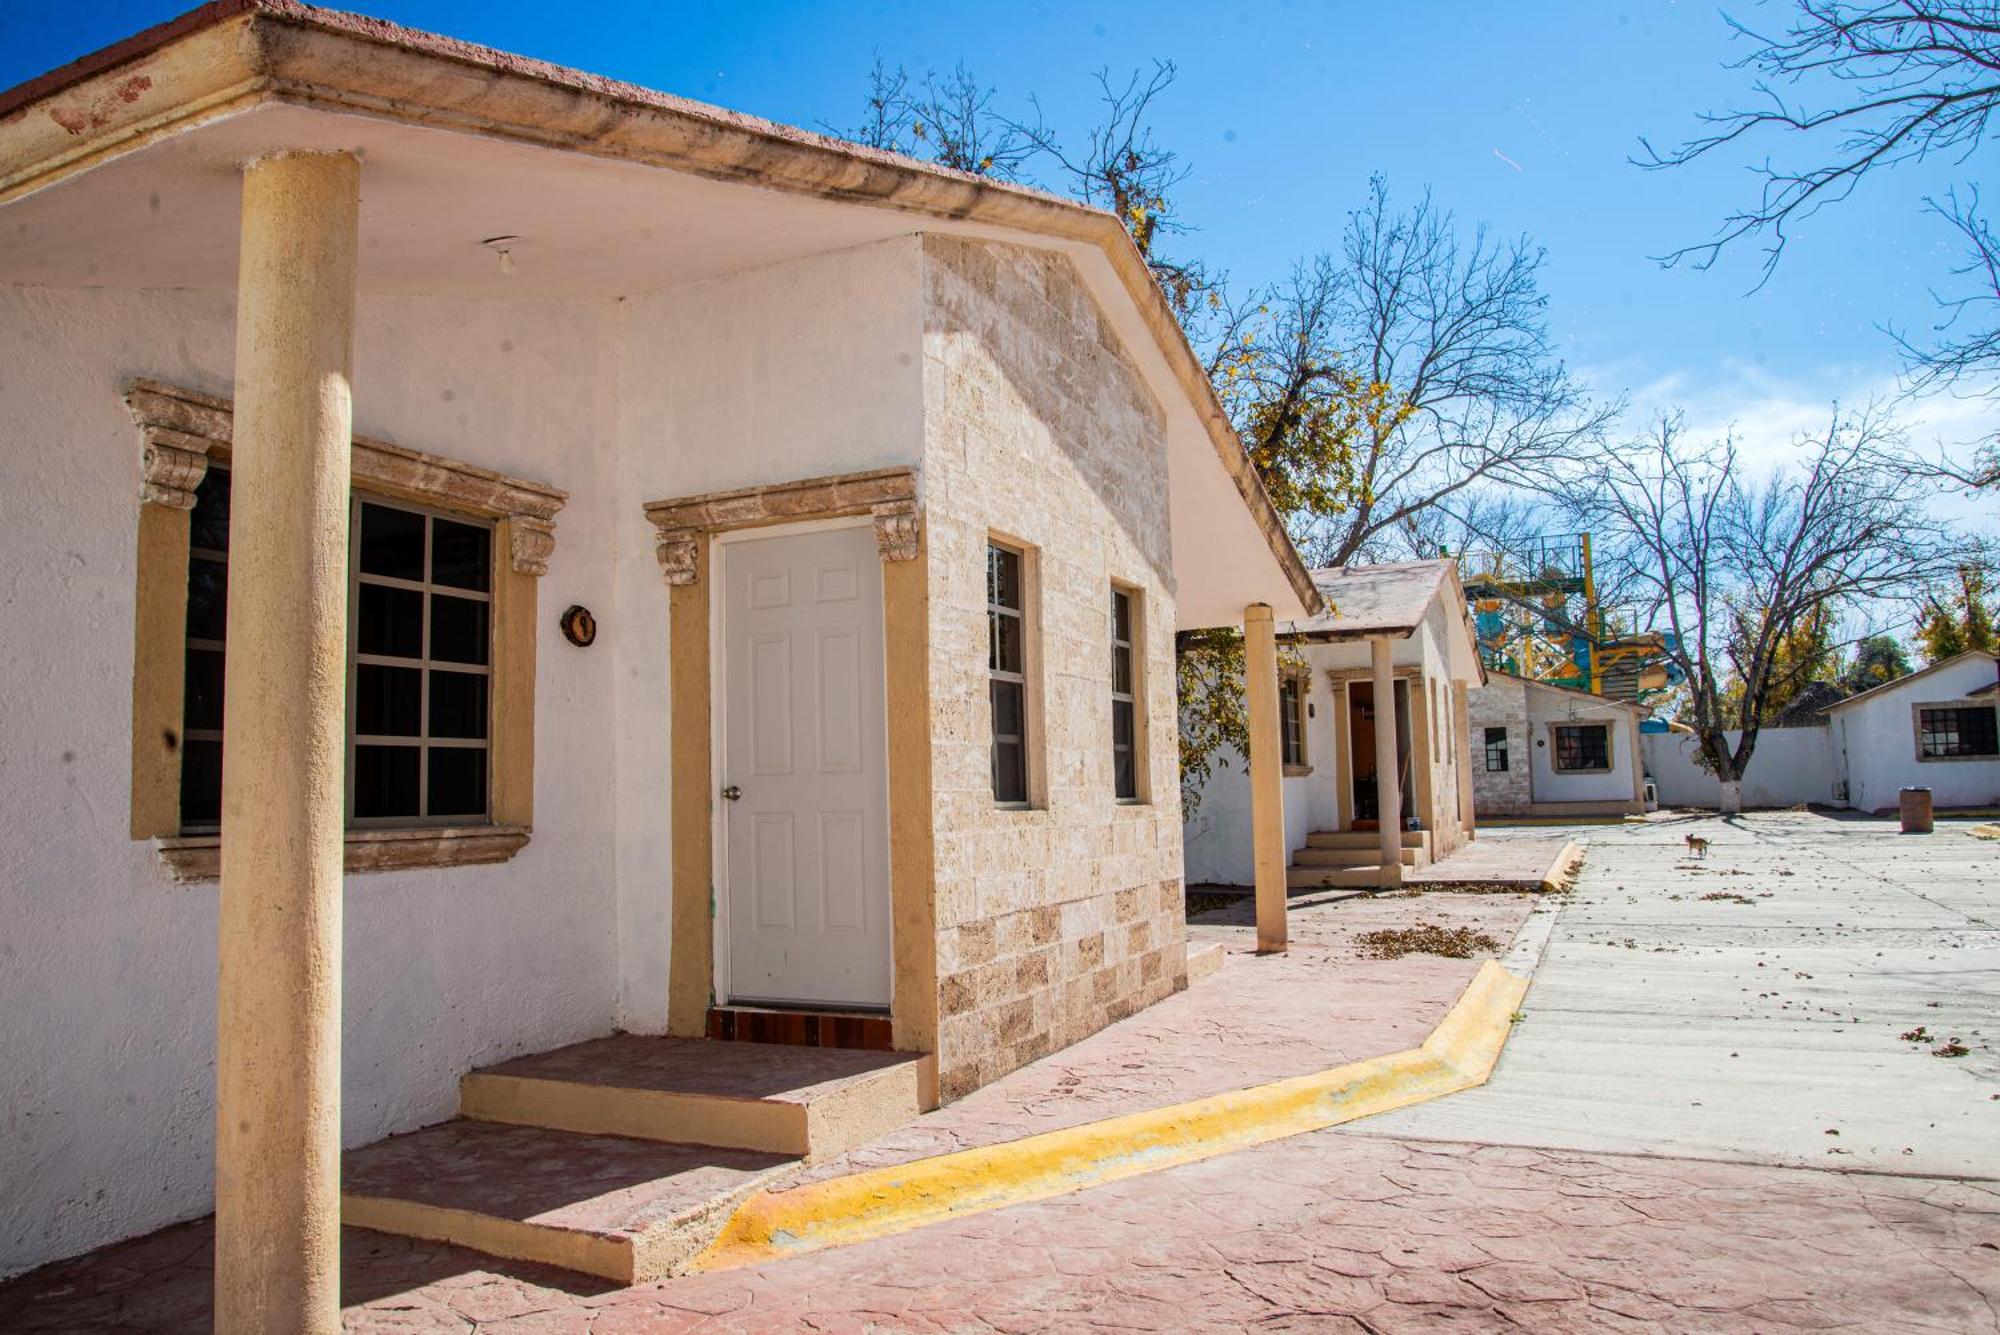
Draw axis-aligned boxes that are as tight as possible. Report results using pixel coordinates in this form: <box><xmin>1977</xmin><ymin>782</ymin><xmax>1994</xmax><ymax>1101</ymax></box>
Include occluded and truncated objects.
<box><xmin>1304</xmin><ymin>830</ymin><xmax>1430</xmax><ymax>851</ymax></box>
<box><xmin>1186</xmin><ymin>939</ymin><xmax>1227</xmax><ymax>985</ymax></box>
<box><xmin>459</xmin><ymin>1034</ymin><xmax>923</xmax><ymax>1160</ymax></box>
<box><xmin>342</xmin><ymin>1119</ymin><xmax>789</xmax><ymax>1283</ymax></box>
<box><xmin>1287</xmin><ymin>863</ymin><xmax>1402</xmax><ymax>889</ymax></box>
<box><xmin>1293</xmin><ymin>845</ymin><xmax>1424</xmax><ymax>868</ymax></box>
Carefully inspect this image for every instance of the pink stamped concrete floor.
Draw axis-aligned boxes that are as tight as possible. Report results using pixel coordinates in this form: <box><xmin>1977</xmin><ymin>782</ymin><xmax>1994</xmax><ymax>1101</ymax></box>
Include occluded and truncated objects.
<box><xmin>6</xmin><ymin>1131</ymin><xmax>1994</xmax><ymax>1331</ymax></box>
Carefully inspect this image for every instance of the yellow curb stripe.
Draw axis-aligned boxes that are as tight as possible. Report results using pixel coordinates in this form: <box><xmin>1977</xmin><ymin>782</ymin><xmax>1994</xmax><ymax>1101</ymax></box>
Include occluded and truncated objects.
<box><xmin>1969</xmin><ymin>824</ymin><xmax>2000</xmax><ymax>842</ymax></box>
<box><xmin>693</xmin><ymin>959</ymin><xmax>1530</xmax><ymax>1273</ymax></box>
<box><xmin>1542</xmin><ymin>841</ymin><xmax>1586</xmax><ymax>893</ymax></box>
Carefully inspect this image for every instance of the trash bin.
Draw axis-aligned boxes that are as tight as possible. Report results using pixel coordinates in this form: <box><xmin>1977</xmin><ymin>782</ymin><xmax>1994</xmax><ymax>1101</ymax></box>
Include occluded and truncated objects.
<box><xmin>1900</xmin><ymin>787</ymin><xmax>1934</xmax><ymax>834</ymax></box>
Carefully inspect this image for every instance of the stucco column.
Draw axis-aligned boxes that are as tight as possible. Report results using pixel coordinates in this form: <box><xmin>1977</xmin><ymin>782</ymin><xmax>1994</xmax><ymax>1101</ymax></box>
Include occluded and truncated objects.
<box><xmin>1243</xmin><ymin>604</ymin><xmax>1286</xmax><ymax>953</ymax></box>
<box><xmin>1371</xmin><ymin>637</ymin><xmax>1402</xmax><ymax>886</ymax></box>
<box><xmin>214</xmin><ymin>150</ymin><xmax>359</xmax><ymax>1335</ymax></box>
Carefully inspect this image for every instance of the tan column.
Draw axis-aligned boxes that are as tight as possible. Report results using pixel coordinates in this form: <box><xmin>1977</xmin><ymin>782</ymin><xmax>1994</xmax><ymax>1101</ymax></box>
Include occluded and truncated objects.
<box><xmin>1370</xmin><ymin>637</ymin><xmax>1402</xmax><ymax>886</ymax></box>
<box><xmin>214</xmin><ymin>150</ymin><xmax>359</xmax><ymax>1335</ymax></box>
<box><xmin>1243</xmin><ymin>604</ymin><xmax>1286</xmax><ymax>953</ymax></box>
<box><xmin>1454</xmin><ymin>681</ymin><xmax>1476</xmax><ymax>837</ymax></box>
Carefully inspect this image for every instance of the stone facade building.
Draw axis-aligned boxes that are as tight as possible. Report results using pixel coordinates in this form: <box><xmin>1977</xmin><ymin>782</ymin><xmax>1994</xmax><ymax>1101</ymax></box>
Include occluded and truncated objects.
<box><xmin>1467</xmin><ymin>672</ymin><xmax>1647</xmax><ymax>818</ymax></box>
<box><xmin>0</xmin><ymin>1</ymin><xmax>1319</xmax><ymax>1297</ymax></box>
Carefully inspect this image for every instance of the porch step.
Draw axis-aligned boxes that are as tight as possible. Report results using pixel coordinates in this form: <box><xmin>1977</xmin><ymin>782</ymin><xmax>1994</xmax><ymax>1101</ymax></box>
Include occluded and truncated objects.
<box><xmin>1304</xmin><ymin>830</ymin><xmax>1430</xmax><ymax>851</ymax></box>
<box><xmin>460</xmin><ymin>1033</ymin><xmax>923</xmax><ymax>1160</ymax></box>
<box><xmin>1287</xmin><ymin>863</ymin><xmax>1403</xmax><ymax>890</ymax></box>
<box><xmin>1186</xmin><ymin>939</ymin><xmax>1227</xmax><ymax>984</ymax></box>
<box><xmin>1293</xmin><ymin>845</ymin><xmax>1425</xmax><ymax>869</ymax></box>
<box><xmin>342</xmin><ymin>1119</ymin><xmax>790</xmax><ymax>1284</ymax></box>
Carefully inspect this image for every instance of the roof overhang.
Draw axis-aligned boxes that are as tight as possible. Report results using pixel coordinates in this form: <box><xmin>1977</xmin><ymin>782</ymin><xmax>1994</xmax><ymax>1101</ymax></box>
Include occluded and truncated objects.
<box><xmin>0</xmin><ymin>0</ymin><xmax>1319</xmax><ymax>626</ymax></box>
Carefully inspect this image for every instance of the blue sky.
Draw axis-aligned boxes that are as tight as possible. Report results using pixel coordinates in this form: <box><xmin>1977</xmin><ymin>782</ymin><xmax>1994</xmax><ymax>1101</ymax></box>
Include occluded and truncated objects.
<box><xmin>2</xmin><ymin>1</ymin><xmax>1985</xmax><ymax>460</ymax></box>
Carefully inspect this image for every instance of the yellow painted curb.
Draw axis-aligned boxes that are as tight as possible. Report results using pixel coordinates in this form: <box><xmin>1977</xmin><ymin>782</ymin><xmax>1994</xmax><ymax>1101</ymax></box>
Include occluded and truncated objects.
<box><xmin>1970</xmin><ymin>824</ymin><xmax>2000</xmax><ymax>842</ymax></box>
<box><xmin>693</xmin><ymin>959</ymin><xmax>1530</xmax><ymax>1273</ymax></box>
<box><xmin>1541</xmin><ymin>841</ymin><xmax>1586</xmax><ymax>893</ymax></box>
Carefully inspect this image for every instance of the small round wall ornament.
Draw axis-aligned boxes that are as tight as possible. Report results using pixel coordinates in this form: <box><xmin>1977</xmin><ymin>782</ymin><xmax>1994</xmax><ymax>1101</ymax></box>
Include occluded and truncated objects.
<box><xmin>560</xmin><ymin>605</ymin><xmax>596</xmax><ymax>647</ymax></box>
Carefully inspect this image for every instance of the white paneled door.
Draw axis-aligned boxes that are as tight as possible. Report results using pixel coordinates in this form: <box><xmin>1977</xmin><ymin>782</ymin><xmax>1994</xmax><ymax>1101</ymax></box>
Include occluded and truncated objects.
<box><xmin>718</xmin><ymin>524</ymin><xmax>892</xmax><ymax>1009</ymax></box>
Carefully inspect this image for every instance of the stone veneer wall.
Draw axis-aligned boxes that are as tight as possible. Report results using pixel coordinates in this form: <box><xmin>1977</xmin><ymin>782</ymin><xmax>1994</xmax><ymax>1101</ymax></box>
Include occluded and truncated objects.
<box><xmin>1467</xmin><ymin>678</ymin><xmax>1535</xmax><ymax>816</ymax></box>
<box><xmin>919</xmin><ymin>235</ymin><xmax>1187</xmax><ymax>1101</ymax></box>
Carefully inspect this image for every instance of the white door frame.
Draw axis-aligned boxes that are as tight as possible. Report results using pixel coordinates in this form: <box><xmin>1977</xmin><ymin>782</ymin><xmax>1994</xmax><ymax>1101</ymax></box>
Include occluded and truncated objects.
<box><xmin>708</xmin><ymin>515</ymin><xmax>888</xmax><ymax>1008</ymax></box>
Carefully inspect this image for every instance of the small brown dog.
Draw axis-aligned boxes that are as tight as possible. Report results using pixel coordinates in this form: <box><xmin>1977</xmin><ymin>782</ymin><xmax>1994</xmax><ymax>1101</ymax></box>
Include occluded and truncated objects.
<box><xmin>1684</xmin><ymin>833</ymin><xmax>1710</xmax><ymax>859</ymax></box>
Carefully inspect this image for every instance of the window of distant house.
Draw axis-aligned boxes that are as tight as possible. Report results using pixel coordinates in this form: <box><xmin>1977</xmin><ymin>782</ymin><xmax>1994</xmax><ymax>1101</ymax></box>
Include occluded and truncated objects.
<box><xmin>178</xmin><ymin>474</ymin><xmax>494</xmax><ymax>831</ymax></box>
<box><xmin>1279</xmin><ymin>672</ymin><xmax>1308</xmax><ymax>772</ymax></box>
<box><xmin>1917</xmin><ymin>705</ymin><xmax>1999</xmax><ymax>760</ymax></box>
<box><xmin>988</xmin><ymin>541</ymin><xmax>1030</xmax><ymax>805</ymax></box>
<box><xmin>1110</xmin><ymin>586</ymin><xmax>1142</xmax><ymax>801</ymax></box>
<box><xmin>1552</xmin><ymin>723</ymin><xmax>1611</xmax><ymax>773</ymax></box>
<box><xmin>1484</xmin><ymin>726</ymin><xmax>1510</xmax><ymax>772</ymax></box>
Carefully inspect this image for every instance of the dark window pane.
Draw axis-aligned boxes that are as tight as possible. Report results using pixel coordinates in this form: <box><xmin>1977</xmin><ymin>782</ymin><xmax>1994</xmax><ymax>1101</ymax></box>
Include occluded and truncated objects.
<box><xmin>358</xmin><ymin>502</ymin><xmax>425</xmax><ymax>581</ymax></box>
<box><xmin>1112</xmin><ymin>699</ymin><xmax>1135</xmax><ymax>747</ymax></box>
<box><xmin>428</xmin><ymin>670</ymin><xmax>489</xmax><ymax>740</ymax></box>
<box><xmin>356</xmin><ymin>582</ymin><xmax>424</xmax><ymax>659</ymax></box>
<box><xmin>427</xmin><ymin>747</ymin><xmax>487</xmax><ymax>818</ymax></box>
<box><xmin>987</xmin><ymin>545</ymin><xmax>1020</xmax><ymax>610</ymax></box>
<box><xmin>992</xmin><ymin>740</ymin><xmax>1026</xmax><ymax>804</ymax></box>
<box><xmin>355</xmin><ymin>664</ymin><xmax>422</xmax><ymax>736</ymax></box>
<box><xmin>431</xmin><ymin>519</ymin><xmax>490</xmax><ymax>592</ymax></box>
<box><xmin>186</xmin><ymin>558</ymin><xmax>228</xmax><ymax>642</ymax></box>
<box><xmin>1554</xmin><ymin>725</ymin><xmax>1609</xmax><ymax>771</ymax></box>
<box><xmin>1919</xmin><ymin>707</ymin><xmax>1998</xmax><ymax>757</ymax></box>
<box><xmin>991</xmin><ymin>678</ymin><xmax>1023</xmax><ymax>738</ymax></box>
<box><xmin>180</xmin><ymin>739</ymin><xmax>223</xmax><ymax>827</ymax></box>
<box><xmin>1112</xmin><ymin>643</ymin><xmax>1132</xmax><ymax>697</ymax></box>
<box><xmin>1111</xmin><ymin>589</ymin><xmax>1131</xmax><ymax>642</ymax></box>
<box><xmin>354</xmin><ymin>745</ymin><xmax>420</xmax><ymax>818</ymax></box>
<box><xmin>189</xmin><ymin>468</ymin><xmax>230</xmax><ymax>553</ymax></box>
<box><xmin>184</xmin><ymin>648</ymin><xmax>226</xmax><ymax>731</ymax></box>
<box><xmin>430</xmin><ymin>594</ymin><xmax>490</xmax><ymax>665</ymax></box>
<box><xmin>991</xmin><ymin>612</ymin><xmax>1022</xmax><ymax>675</ymax></box>
<box><xmin>1113</xmin><ymin>744</ymin><xmax>1136</xmax><ymax>801</ymax></box>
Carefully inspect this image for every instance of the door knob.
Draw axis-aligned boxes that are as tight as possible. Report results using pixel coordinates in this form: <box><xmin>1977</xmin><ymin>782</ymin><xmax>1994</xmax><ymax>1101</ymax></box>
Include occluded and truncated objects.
<box><xmin>721</xmin><ymin>785</ymin><xmax>742</xmax><ymax>801</ymax></box>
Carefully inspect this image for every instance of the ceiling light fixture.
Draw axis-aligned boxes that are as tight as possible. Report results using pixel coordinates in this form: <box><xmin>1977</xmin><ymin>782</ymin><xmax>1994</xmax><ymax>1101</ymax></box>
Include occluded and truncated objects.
<box><xmin>481</xmin><ymin>234</ymin><xmax>520</xmax><ymax>278</ymax></box>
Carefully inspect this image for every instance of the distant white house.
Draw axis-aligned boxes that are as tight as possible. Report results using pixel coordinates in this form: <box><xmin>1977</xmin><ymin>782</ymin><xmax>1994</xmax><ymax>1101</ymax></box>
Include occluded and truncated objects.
<box><xmin>1826</xmin><ymin>649</ymin><xmax>2000</xmax><ymax>813</ymax></box>
<box><xmin>1466</xmin><ymin>671</ymin><xmax>1647</xmax><ymax>819</ymax></box>
<box><xmin>1639</xmin><ymin>649</ymin><xmax>2000</xmax><ymax>813</ymax></box>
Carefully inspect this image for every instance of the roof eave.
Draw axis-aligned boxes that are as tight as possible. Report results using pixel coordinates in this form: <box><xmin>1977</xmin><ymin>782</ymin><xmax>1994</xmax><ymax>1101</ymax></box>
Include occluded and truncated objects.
<box><xmin>0</xmin><ymin>0</ymin><xmax>1321</xmax><ymax>619</ymax></box>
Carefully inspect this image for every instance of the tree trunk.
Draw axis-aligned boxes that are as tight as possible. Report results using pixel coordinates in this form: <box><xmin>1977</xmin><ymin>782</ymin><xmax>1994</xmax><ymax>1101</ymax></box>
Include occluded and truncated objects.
<box><xmin>1718</xmin><ymin>779</ymin><xmax>1743</xmax><ymax>817</ymax></box>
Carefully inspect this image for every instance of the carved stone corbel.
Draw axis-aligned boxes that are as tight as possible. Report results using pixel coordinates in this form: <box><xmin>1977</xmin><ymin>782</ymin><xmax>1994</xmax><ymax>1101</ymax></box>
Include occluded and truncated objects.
<box><xmin>654</xmin><ymin>528</ymin><xmax>701</xmax><ymax>586</ymax></box>
<box><xmin>508</xmin><ymin>515</ymin><xmax>556</xmax><ymax>577</ymax></box>
<box><xmin>871</xmin><ymin>499</ymin><xmax>921</xmax><ymax>562</ymax></box>
<box><xmin>139</xmin><ymin>430</ymin><xmax>211</xmax><ymax>510</ymax></box>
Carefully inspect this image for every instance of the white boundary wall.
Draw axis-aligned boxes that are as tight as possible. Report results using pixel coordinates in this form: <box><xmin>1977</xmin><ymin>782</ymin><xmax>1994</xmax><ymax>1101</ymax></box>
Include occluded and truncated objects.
<box><xmin>1641</xmin><ymin>727</ymin><xmax>1839</xmax><ymax>810</ymax></box>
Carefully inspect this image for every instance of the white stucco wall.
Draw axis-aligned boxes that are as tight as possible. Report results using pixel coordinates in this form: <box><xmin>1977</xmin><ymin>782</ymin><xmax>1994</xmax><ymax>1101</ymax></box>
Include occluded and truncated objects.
<box><xmin>0</xmin><ymin>282</ymin><xmax>624</xmax><ymax>1277</ymax></box>
<box><xmin>1641</xmin><ymin>727</ymin><xmax>1839</xmax><ymax>809</ymax></box>
<box><xmin>1830</xmin><ymin>655</ymin><xmax>2000</xmax><ymax>813</ymax></box>
<box><xmin>1181</xmin><ymin>627</ymin><xmax>1464</xmax><ymax>886</ymax></box>
<box><xmin>606</xmin><ymin>237</ymin><xmax>926</xmax><ymax>1033</ymax></box>
<box><xmin>1523</xmin><ymin>687</ymin><xmax>1640</xmax><ymax>805</ymax></box>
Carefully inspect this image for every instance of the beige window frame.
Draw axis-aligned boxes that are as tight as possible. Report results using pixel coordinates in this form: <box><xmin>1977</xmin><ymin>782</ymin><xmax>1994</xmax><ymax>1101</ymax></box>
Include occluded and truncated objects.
<box><xmin>125</xmin><ymin>378</ymin><xmax>565</xmax><ymax>881</ymax></box>
<box><xmin>1550</xmin><ymin>722</ymin><xmax>1613</xmax><ymax>773</ymax></box>
<box><xmin>987</xmin><ymin>535</ymin><xmax>1045</xmax><ymax>810</ymax></box>
<box><xmin>1109</xmin><ymin>582</ymin><xmax>1151</xmax><ymax>804</ymax></box>
<box><xmin>1912</xmin><ymin>699</ymin><xmax>2000</xmax><ymax>762</ymax></box>
<box><xmin>1279</xmin><ymin>664</ymin><xmax>1311</xmax><ymax>776</ymax></box>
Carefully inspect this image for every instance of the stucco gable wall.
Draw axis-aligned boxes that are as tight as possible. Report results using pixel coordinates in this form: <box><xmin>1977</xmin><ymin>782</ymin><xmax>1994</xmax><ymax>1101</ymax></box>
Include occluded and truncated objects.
<box><xmin>918</xmin><ymin>234</ymin><xmax>1184</xmax><ymax>1101</ymax></box>
<box><xmin>0</xmin><ymin>282</ymin><xmax>621</xmax><ymax>1278</ymax></box>
<box><xmin>1835</xmin><ymin>655</ymin><xmax>2000</xmax><ymax>813</ymax></box>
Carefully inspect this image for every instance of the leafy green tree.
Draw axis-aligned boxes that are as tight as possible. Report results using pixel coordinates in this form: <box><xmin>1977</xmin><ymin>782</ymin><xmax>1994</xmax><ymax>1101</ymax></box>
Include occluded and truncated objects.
<box><xmin>1916</xmin><ymin>564</ymin><xmax>1998</xmax><ymax>662</ymax></box>
<box><xmin>1839</xmin><ymin>634</ymin><xmax>1913</xmax><ymax>693</ymax></box>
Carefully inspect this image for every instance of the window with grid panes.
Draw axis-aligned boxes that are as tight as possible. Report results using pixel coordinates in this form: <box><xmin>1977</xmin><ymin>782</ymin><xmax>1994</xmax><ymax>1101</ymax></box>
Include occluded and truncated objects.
<box><xmin>1110</xmin><ymin>588</ymin><xmax>1138</xmax><ymax>800</ymax></box>
<box><xmin>175</xmin><ymin>473</ymin><xmax>494</xmax><ymax>831</ymax></box>
<box><xmin>988</xmin><ymin>542</ymin><xmax>1028</xmax><ymax>804</ymax></box>
<box><xmin>1552</xmin><ymin>723</ymin><xmax>1610</xmax><ymax>772</ymax></box>
<box><xmin>1918</xmin><ymin>705</ymin><xmax>1998</xmax><ymax>758</ymax></box>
